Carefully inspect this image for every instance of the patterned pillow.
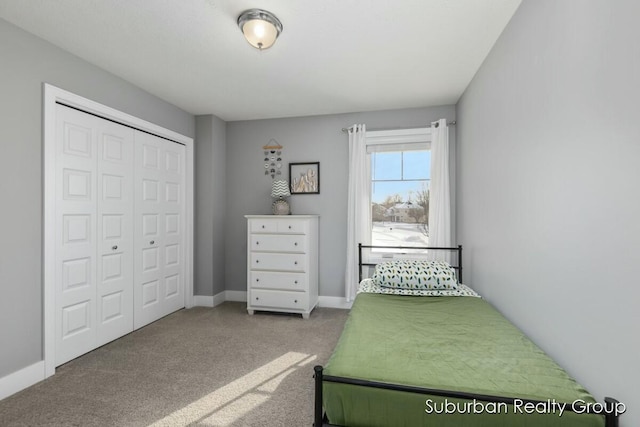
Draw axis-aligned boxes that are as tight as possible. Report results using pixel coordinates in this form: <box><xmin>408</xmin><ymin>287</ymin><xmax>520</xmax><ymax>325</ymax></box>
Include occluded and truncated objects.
<box><xmin>358</xmin><ymin>278</ymin><xmax>478</xmax><ymax>297</ymax></box>
<box><xmin>372</xmin><ymin>260</ymin><xmax>458</xmax><ymax>290</ymax></box>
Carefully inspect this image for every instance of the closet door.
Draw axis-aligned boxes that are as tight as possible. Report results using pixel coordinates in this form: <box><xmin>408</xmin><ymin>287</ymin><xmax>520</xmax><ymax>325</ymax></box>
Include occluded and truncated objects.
<box><xmin>55</xmin><ymin>105</ymin><xmax>134</xmax><ymax>365</ymax></box>
<box><xmin>134</xmin><ymin>131</ymin><xmax>185</xmax><ymax>328</ymax></box>
<box><xmin>96</xmin><ymin>120</ymin><xmax>135</xmax><ymax>346</ymax></box>
<box><xmin>55</xmin><ymin>106</ymin><xmax>98</xmax><ymax>365</ymax></box>
<box><xmin>162</xmin><ymin>139</ymin><xmax>186</xmax><ymax>315</ymax></box>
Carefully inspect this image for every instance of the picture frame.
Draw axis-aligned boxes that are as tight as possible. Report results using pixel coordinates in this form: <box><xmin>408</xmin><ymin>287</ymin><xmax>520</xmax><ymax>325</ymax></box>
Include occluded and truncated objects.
<box><xmin>289</xmin><ymin>162</ymin><xmax>320</xmax><ymax>194</ymax></box>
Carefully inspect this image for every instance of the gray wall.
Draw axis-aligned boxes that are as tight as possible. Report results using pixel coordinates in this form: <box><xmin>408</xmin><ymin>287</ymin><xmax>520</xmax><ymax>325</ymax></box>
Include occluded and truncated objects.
<box><xmin>0</xmin><ymin>19</ymin><xmax>194</xmax><ymax>378</ymax></box>
<box><xmin>456</xmin><ymin>1</ymin><xmax>639</xmax><ymax>425</ymax></box>
<box><xmin>225</xmin><ymin>106</ymin><xmax>455</xmax><ymax>297</ymax></box>
<box><xmin>195</xmin><ymin>115</ymin><xmax>227</xmax><ymax>297</ymax></box>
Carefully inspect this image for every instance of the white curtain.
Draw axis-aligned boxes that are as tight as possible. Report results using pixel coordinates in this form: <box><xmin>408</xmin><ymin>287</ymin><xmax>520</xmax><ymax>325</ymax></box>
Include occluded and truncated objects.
<box><xmin>345</xmin><ymin>124</ymin><xmax>370</xmax><ymax>302</ymax></box>
<box><xmin>427</xmin><ymin>119</ymin><xmax>451</xmax><ymax>262</ymax></box>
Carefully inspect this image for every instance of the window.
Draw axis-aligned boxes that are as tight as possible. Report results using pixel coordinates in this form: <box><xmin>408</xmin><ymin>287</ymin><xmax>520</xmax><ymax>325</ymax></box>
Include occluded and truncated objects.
<box><xmin>366</xmin><ymin>128</ymin><xmax>431</xmax><ymax>254</ymax></box>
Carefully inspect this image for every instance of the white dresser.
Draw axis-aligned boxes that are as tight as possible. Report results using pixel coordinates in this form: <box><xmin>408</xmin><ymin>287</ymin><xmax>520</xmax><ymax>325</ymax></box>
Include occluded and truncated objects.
<box><xmin>245</xmin><ymin>215</ymin><xmax>319</xmax><ymax>319</ymax></box>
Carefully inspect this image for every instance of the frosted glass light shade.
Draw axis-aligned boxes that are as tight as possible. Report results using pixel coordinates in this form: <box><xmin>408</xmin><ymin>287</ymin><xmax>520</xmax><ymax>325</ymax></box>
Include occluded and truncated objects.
<box><xmin>237</xmin><ymin>9</ymin><xmax>283</xmax><ymax>50</ymax></box>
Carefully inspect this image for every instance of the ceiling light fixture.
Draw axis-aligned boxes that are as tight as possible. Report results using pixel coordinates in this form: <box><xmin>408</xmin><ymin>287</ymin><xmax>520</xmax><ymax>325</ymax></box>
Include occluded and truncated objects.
<box><xmin>237</xmin><ymin>9</ymin><xmax>283</xmax><ymax>50</ymax></box>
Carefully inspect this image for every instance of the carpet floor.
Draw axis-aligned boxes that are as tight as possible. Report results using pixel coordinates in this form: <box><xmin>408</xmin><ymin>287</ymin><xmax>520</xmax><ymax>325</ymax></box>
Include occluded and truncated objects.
<box><xmin>0</xmin><ymin>302</ymin><xmax>349</xmax><ymax>426</ymax></box>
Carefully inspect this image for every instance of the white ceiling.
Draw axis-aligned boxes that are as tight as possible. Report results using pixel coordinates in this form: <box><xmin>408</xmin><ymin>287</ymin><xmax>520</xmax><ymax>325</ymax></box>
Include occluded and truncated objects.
<box><xmin>0</xmin><ymin>0</ymin><xmax>521</xmax><ymax>121</ymax></box>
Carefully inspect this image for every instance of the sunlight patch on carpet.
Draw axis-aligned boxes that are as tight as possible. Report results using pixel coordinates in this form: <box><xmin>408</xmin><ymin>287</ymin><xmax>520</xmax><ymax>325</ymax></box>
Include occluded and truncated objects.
<box><xmin>149</xmin><ymin>352</ymin><xmax>317</xmax><ymax>426</ymax></box>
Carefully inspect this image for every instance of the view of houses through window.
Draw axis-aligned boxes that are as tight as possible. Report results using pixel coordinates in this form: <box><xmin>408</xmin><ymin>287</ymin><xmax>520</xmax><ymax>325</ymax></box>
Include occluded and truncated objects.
<box><xmin>371</xmin><ymin>149</ymin><xmax>430</xmax><ymax>251</ymax></box>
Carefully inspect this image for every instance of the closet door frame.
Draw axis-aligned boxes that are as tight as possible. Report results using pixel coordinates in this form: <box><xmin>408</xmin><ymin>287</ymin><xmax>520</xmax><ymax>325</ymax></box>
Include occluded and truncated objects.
<box><xmin>43</xmin><ymin>83</ymin><xmax>194</xmax><ymax>378</ymax></box>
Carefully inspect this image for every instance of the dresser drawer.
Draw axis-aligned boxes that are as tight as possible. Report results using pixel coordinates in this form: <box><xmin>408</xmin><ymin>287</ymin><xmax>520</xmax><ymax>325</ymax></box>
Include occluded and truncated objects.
<box><xmin>250</xmin><ymin>234</ymin><xmax>307</xmax><ymax>253</ymax></box>
<box><xmin>251</xmin><ymin>289</ymin><xmax>308</xmax><ymax>310</ymax></box>
<box><xmin>250</xmin><ymin>271</ymin><xmax>307</xmax><ymax>291</ymax></box>
<box><xmin>275</xmin><ymin>219</ymin><xmax>308</xmax><ymax>234</ymax></box>
<box><xmin>250</xmin><ymin>253</ymin><xmax>306</xmax><ymax>272</ymax></box>
<box><xmin>249</xmin><ymin>219</ymin><xmax>308</xmax><ymax>234</ymax></box>
<box><xmin>250</xmin><ymin>220</ymin><xmax>278</xmax><ymax>233</ymax></box>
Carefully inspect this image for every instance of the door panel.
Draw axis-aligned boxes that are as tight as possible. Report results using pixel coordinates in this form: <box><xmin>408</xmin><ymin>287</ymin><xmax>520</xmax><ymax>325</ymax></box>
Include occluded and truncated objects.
<box><xmin>134</xmin><ymin>131</ymin><xmax>185</xmax><ymax>328</ymax></box>
<box><xmin>162</xmin><ymin>141</ymin><xmax>185</xmax><ymax>314</ymax></box>
<box><xmin>56</xmin><ymin>106</ymin><xmax>98</xmax><ymax>365</ymax></box>
<box><xmin>134</xmin><ymin>131</ymin><xmax>165</xmax><ymax>328</ymax></box>
<box><xmin>96</xmin><ymin>118</ymin><xmax>134</xmax><ymax>346</ymax></box>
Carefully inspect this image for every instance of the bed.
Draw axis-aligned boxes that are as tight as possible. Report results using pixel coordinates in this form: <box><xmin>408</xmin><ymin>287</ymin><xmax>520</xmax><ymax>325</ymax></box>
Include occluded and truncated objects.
<box><xmin>313</xmin><ymin>244</ymin><xmax>621</xmax><ymax>427</ymax></box>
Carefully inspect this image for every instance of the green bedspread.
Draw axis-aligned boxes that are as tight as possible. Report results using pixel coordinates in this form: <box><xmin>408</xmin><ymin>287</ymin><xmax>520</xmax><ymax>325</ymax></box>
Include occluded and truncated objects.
<box><xmin>323</xmin><ymin>292</ymin><xmax>604</xmax><ymax>427</ymax></box>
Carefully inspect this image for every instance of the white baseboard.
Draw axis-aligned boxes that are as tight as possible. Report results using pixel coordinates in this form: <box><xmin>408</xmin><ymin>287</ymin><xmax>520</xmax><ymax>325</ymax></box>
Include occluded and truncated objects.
<box><xmin>193</xmin><ymin>291</ymin><xmax>247</xmax><ymax>306</ymax></box>
<box><xmin>0</xmin><ymin>361</ymin><xmax>45</xmax><ymax>401</ymax></box>
<box><xmin>213</xmin><ymin>291</ymin><xmax>226</xmax><ymax>307</ymax></box>
<box><xmin>193</xmin><ymin>291</ymin><xmax>236</xmax><ymax>307</ymax></box>
<box><xmin>193</xmin><ymin>295</ymin><xmax>214</xmax><ymax>307</ymax></box>
<box><xmin>225</xmin><ymin>290</ymin><xmax>248</xmax><ymax>302</ymax></box>
<box><xmin>318</xmin><ymin>296</ymin><xmax>353</xmax><ymax>309</ymax></box>
<box><xmin>195</xmin><ymin>292</ymin><xmax>351</xmax><ymax>310</ymax></box>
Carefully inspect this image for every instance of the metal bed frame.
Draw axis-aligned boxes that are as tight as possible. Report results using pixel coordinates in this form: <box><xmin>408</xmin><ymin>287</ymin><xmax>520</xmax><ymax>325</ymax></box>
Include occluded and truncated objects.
<box><xmin>313</xmin><ymin>244</ymin><xmax>620</xmax><ymax>427</ymax></box>
<box><xmin>357</xmin><ymin>243</ymin><xmax>463</xmax><ymax>283</ymax></box>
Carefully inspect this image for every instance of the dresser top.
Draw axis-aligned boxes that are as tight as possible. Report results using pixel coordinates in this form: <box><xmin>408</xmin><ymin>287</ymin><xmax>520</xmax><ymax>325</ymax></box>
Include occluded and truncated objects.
<box><xmin>245</xmin><ymin>214</ymin><xmax>319</xmax><ymax>219</ymax></box>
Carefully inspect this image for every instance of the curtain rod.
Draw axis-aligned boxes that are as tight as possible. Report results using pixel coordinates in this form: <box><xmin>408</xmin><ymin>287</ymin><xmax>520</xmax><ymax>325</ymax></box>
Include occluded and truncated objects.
<box><xmin>341</xmin><ymin>121</ymin><xmax>456</xmax><ymax>133</ymax></box>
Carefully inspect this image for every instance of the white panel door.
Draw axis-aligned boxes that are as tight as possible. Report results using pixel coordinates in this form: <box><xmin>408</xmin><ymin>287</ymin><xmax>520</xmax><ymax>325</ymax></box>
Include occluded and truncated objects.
<box><xmin>134</xmin><ymin>131</ymin><xmax>185</xmax><ymax>328</ymax></box>
<box><xmin>55</xmin><ymin>105</ymin><xmax>135</xmax><ymax>365</ymax></box>
<box><xmin>96</xmin><ymin>119</ymin><xmax>135</xmax><ymax>347</ymax></box>
<box><xmin>162</xmin><ymin>138</ymin><xmax>186</xmax><ymax>315</ymax></box>
<box><xmin>55</xmin><ymin>105</ymin><xmax>98</xmax><ymax>365</ymax></box>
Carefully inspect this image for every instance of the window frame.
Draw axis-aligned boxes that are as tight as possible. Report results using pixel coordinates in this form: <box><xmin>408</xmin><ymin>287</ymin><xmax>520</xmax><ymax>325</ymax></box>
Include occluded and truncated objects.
<box><xmin>366</xmin><ymin>127</ymin><xmax>432</xmax><ymax>262</ymax></box>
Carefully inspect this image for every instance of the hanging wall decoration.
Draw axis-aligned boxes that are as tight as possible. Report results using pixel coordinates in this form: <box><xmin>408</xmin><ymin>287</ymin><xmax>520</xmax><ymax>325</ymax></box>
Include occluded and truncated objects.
<box><xmin>262</xmin><ymin>138</ymin><xmax>283</xmax><ymax>179</ymax></box>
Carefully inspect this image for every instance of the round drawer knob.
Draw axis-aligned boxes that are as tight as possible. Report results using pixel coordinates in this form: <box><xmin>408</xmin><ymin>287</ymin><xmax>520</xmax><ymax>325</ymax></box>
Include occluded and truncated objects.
<box><xmin>256</xmin><ymin>241</ymin><xmax>260</xmax><ymax>245</ymax></box>
<box><xmin>256</xmin><ymin>278</ymin><xmax>260</xmax><ymax>282</ymax></box>
<box><xmin>294</xmin><ymin>261</ymin><xmax>298</xmax><ymax>265</ymax></box>
<box><xmin>261</xmin><ymin>225</ymin><xmax>265</xmax><ymax>229</ymax></box>
<box><xmin>294</xmin><ymin>242</ymin><xmax>298</xmax><ymax>246</ymax></box>
<box><xmin>294</xmin><ymin>280</ymin><xmax>298</xmax><ymax>284</ymax></box>
<box><xmin>150</xmin><ymin>240</ymin><xmax>155</xmax><ymax>245</ymax></box>
<box><xmin>294</xmin><ymin>300</ymin><xmax>298</xmax><ymax>303</ymax></box>
<box><xmin>256</xmin><ymin>297</ymin><xmax>259</xmax><ymax>301</ymax></box>
<box><xmin>256</xmin><ymin>260</ymin><xmax>260</xmax><ymax>263</ymax></box>
<box><xmin>288</xmin><ymin>225</ymin><xmax>292</xmax><ymax>229</ymax></box>
<box><xmin>112</xmin><ymin>245</ymin><xmax>118</xmax><ymax>250</ymax></box>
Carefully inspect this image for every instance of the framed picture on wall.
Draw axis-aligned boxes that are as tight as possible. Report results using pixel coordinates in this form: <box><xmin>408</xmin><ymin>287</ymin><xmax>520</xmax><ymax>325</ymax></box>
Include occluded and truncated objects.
<box><xmin>289</xmin><ymin>162</ymin><xmax>320</xmax><ymax>194</ymax></box>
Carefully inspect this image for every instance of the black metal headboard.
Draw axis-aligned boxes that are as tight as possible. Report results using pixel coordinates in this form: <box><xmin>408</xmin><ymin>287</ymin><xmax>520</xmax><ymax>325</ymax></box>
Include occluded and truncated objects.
<box><xmin>358</xmin><ymin>244</ymin><xmax>463</xmax><ymax>283</ymax></box>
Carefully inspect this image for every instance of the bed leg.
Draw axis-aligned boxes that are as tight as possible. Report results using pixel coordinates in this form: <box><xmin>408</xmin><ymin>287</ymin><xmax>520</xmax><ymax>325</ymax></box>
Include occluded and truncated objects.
<box><xmin>604</xmin><ymin>397</ymin><xmax>620</xmax><ymax>427</ymax></box>
<box><xmin>314</xmin><ymin>365</ymin><xmax>324</xmax><ymax>426</ymax></box>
